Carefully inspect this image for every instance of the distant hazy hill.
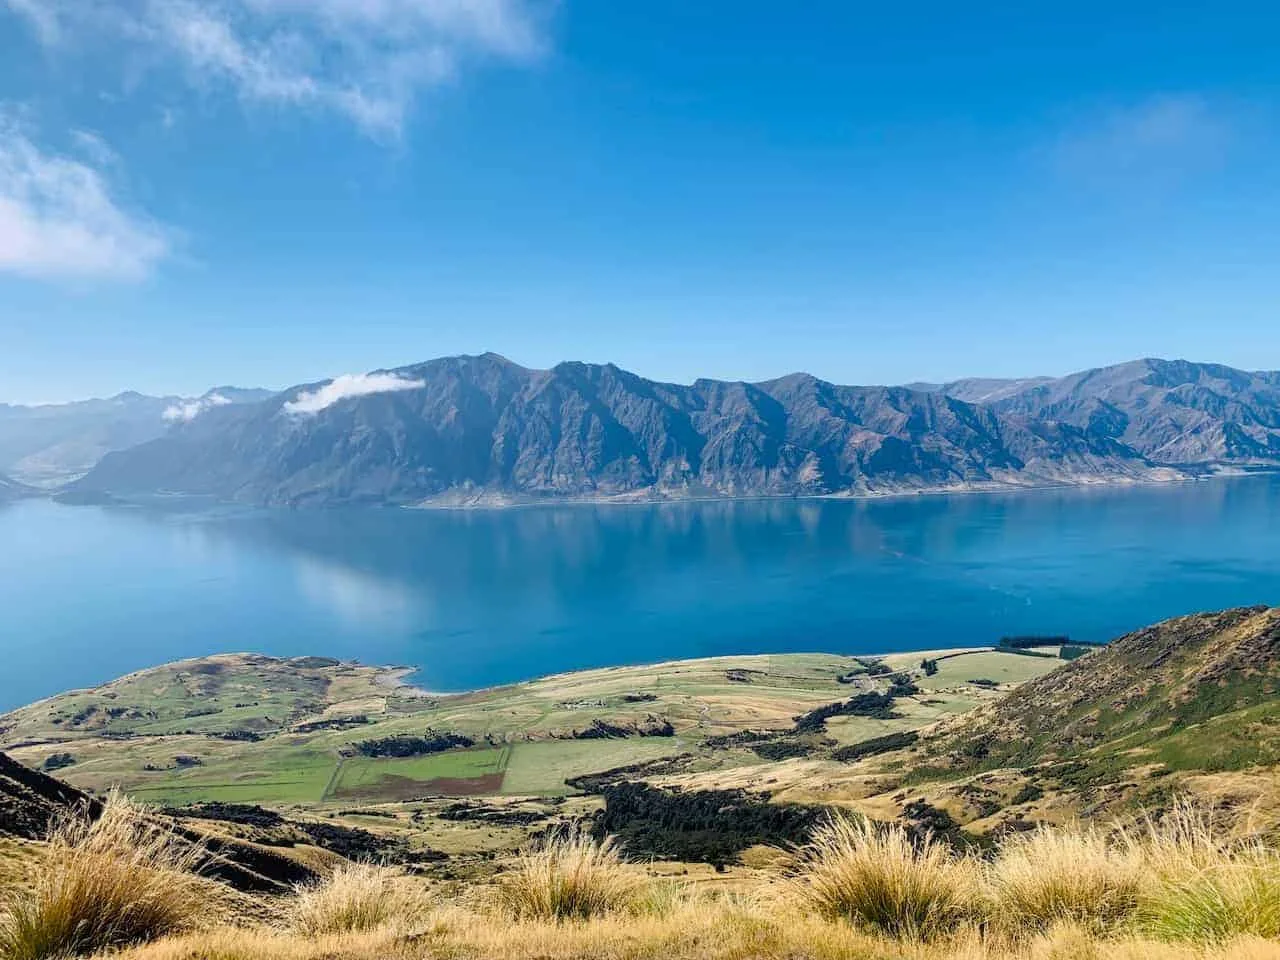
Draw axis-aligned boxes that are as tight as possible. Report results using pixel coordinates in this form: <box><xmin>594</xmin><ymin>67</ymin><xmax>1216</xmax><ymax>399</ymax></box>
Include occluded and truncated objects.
<box><xmin>0</xmin><ymin>387</ymin><xmax>273</xmax><ymax>486</ymax></box>
<box><xmin>73</xmin><ymin>355</ymin><xmax>1280</xmax><ymax>507</ymax></box>
<box><xmin>0</xmin><ymin>474</ymin><xmax>36</xmax><ymax>501</ymax></box>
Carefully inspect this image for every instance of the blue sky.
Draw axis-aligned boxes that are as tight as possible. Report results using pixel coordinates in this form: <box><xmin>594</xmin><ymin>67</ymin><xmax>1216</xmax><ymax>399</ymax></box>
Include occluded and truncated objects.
<box><xmin>1</xmin><ymin>1</ymin><xmax>1278</xmax><ymax>402</ymax></box>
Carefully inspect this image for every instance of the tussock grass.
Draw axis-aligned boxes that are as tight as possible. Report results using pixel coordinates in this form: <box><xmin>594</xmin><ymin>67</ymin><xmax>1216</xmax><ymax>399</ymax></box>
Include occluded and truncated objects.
<box><xmin>986</xmin><ymin>825</ymin><xmax>1145</xmax><ymax>936</ymax></box>
<box><xmin>496</xmin><ymin>830</ymin><xmax>643</xmax><ymax>920</ymax></box>
<box><xmin>92</xmin><ymin>909</ymin><xmax>1280</xmax><ymax>960</ymax></box>
<box><xmin>796</xmin><ymin>816</ymin><xmax>979</xmax><ymax>939</ymax></box>
<box><xmin>1130</xmin><ymin>799</ymin><xmax>1257</xmax><ymax>879</ymax></box>
<box><xmin>8</xmin><ymin>792</ymin><xmax>1280</xmax><ymax>959</ymax></box>
<box><xmin>292</xmin><ymin>863</ymin><xmax>424</xmax><ymax>936</ymax></box>
<box><xmin>1140</xmin><ymin>863</ymin><xmax>1280</xmax><ymax>943</ymax></box>
<box><xmin>1126</xmin><ymin>800</ymin><xmax>1280</xmax><ymax>943</ymax></box>
<box><xmin>0</xmin><ymin>793</ymin><xmax>206</xmax><ymax>960</ymax></box>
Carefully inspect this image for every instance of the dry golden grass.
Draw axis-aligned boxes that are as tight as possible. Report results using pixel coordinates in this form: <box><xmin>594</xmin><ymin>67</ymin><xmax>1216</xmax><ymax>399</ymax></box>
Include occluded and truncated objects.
<box><xmin>0</xmin><ymin>793</ymin><xmax>208</xmax><ymax>960</ymax></box>
<box><xmin>797</xmin><ymin>816</ymin><xmax>980</xmax><ymax>939</ymax></box>
<box><xmin>5</xmin><ymin>794</ymin><xmax>1280</xmax><ymax>960</ymax></box>
<box><xmin>96</xmin><ymin>906</ymin><xmax>1280</xmax><ymax>960</ymax></box>
<box><xmin>496</xmin><ymin>830</ymin><xmax>644</xmax><ymax>920</ymax></box>
<box><xmin>986</xmin><ymin>825</ymin><xmax>1146</xmax><ymax>936</ymax></box>
<box><xmin>291</xmin><ymin>863</ymin><xmax>426</xmax><ymax>936</ymax></box>
<box><xmin>1131</xmin><ymin>800</ymin><xmax>1262</xmax><ymax>879</ymax></box>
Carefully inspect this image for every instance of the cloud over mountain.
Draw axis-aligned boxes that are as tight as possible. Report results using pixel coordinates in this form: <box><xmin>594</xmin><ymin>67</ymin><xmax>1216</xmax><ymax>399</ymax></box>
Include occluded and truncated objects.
<box><xmin>283</xmin><ymin>373</ymin><xmax>427</xmax><ymax>415</ymax></box>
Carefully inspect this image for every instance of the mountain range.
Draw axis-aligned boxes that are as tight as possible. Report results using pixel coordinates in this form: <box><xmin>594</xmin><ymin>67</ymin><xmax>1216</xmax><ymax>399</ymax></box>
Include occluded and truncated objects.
<box><xmin>1</xmin><ymin>355</ymin><xmax>1275</xmax><ymax>507</ymax></box>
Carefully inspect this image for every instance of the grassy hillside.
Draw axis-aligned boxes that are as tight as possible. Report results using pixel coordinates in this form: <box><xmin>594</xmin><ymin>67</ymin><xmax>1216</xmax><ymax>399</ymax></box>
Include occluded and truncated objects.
<box><xmin>0</xmin><ymin>645</ymin><xmax>1067</xmax><ymax>873</ymax></box>
<box><xmin>927</xmin><ymin>605</ymin><xmax>1280</xmax><ymax>771</ymax></box>
<box><xmin>0</xmin><ymin>648</ymin><xmax>1052</xmax><ymax>809</ymax></box>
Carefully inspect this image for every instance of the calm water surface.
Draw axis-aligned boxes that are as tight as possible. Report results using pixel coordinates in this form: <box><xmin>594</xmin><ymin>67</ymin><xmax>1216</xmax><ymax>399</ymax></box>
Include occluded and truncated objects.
<box><xmin>1</xmin><ymin>477</ymin><xmax>1278</xmax><ymax>710</ymax></box>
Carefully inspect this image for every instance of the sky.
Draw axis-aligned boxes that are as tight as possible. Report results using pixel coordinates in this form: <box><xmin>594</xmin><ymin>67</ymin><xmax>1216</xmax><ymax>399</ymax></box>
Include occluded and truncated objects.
<box><xmin>1</xmin><ymin>1</ymin><xmax>1279</xmax><ymax>403</ymax></box>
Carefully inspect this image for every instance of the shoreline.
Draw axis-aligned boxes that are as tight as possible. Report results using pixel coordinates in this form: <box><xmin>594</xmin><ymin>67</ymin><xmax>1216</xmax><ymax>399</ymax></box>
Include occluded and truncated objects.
<box><xmin>375</xmin><ymin>643</ymin><xmax>1035</xmax><ymax>702</ymax></box>
<box><xmin>404</xmin><ymin>464</ymin><xmax>1276</xmax><ymax>511</ymax></box>
<box><xmin>24</xmin><ymin>463</ymin><xmax>1280</xmax><ymax>514</ymax></box>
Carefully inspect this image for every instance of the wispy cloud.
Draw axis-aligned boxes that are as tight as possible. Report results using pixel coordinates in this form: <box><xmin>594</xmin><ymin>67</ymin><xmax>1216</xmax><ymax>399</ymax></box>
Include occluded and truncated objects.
<box><xmin>1046</xmin><ymin>94</ymin><xmax>1231</xmax><ymax>186</ymax></box>
<box><xmin>69</xmin><ymin>129</ymin><xmax>119</xmax><ymax>167</ymax></box>
<box><xmin>3</xmin><ymin>0</ymin><xmax>60</xmax><ymax>43</ymax></box>
<box><xmin>5</xmin><ymin>0</ymin><xmax>551</xmax><ymax>139</ymax></box>
<box><xmin>163</xmin><ymin>392</ymin><xmax>232</xmax><ymax>422</ymax></box>
<box><xmin>0</xmin><ymin>114</ymin><xmax>170</xmax><ymax>281</ymax></box>
<box><xmin>283</xmin><ymin>372</ymin><xmax>425</xmax><ymax>415</ymax></box>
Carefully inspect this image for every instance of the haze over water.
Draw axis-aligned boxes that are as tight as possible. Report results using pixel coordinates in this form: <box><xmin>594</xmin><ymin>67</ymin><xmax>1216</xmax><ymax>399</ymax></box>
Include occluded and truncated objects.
<box><xmin>1</xmin><ymin>476</ymin><xmax>1278</xmax><ymax>711</ymax></box>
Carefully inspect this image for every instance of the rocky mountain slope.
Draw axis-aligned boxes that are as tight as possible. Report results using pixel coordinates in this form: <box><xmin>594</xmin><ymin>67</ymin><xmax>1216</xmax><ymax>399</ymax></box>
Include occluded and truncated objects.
<box><xmin>929</xmin><ymin>359</ymin><xmax>1280</xmax><ymax>467</ymax></box>
<box><xmin>72</xmin><ymin>354</ymin><xmax>1275</xmax><ymax>507</ymax></box>
<box><xmin>0</xmin><ymin>387</ymin><xmax>273</xmax><ymax>486</ymax></box>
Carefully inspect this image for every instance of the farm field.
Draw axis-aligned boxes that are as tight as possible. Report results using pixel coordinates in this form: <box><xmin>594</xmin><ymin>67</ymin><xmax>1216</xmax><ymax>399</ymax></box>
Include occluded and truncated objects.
<box><xmin>332</xmin><ymin>747</ymin><xmax>512</xmax><ymax>799</ymax></box>
<box><xmin>500</xmin><ymin>739</ymin><xmax>688</xmax><ymax>795</ymax></box>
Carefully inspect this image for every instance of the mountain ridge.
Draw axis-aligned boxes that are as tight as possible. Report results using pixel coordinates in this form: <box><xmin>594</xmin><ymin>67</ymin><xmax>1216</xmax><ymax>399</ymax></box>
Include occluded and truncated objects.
<box><xmin>70</xmin><ymin>355</ymin><xmax>1280</xmax><ymax>507</ymax></box>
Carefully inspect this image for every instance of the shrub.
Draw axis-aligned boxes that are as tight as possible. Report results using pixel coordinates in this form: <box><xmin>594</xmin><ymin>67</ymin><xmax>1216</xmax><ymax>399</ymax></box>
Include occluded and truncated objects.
<box><xmin>291</xmin><ymin>862</ymin><xmax>421</xmax><ymax>935</ymax></box>
<box><xmin>797</xmin><ymin>816</ymin><xmax>977</xmax><ymax>939</ymax></box>
<box><xmin>986</xmin><ymin>825</ymin><xmax>1144</xmax><ymax>936</ymax></box>
<box><xmin>497</xmin><ymin>831</ymin><xmax>642</xmax><ymax>920</ymax></box>
<box><xmin>0</xmin><ymin>793</ymin><xmax>206</xmax><ymax>960</ymax></box>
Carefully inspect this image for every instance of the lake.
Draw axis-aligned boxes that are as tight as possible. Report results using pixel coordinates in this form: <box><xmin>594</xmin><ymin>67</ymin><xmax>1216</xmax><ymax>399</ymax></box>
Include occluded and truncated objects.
<box><xmin>1</xmin><ymin>476</ymin><xmax>1278</xmax><ymax>711</ymax></box>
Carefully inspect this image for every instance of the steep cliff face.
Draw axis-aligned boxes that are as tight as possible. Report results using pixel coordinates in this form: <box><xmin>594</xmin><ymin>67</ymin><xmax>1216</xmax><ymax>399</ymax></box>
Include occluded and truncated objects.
<box><xmin>75</xmin><ymin>355</ymin><xmax>1279</xmax><ymax>506</ymax></box>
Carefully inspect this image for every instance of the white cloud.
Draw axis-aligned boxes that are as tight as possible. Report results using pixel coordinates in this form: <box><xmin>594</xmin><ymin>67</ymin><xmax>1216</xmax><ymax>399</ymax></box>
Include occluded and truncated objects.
<box><xmin>1047</xmin><ymin>95</ymin><xmax>1230</xmax><ymax>185</ymax></box>
<box><xmin>283</xmin><ymin>372</ymin><xmax>425</xmax><ymax>415</ymax></box>
<box><xmin>163</xmin><ymin>392</ymin><xmax>232</xmax><ymax>422</ymax></box>
<box><xmin>0</xmin><ymin>116</ymin><xmax>170</xmax><ymax>281</ymax></box>
<box><xmin>6</xmin><ymin>0</ymin><xmax>550</xmax><ymax>139</ymax></box>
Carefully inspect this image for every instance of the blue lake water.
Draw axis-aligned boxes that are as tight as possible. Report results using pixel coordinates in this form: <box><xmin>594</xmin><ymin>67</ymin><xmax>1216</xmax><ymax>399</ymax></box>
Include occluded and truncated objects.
<box><xmin>1</xmin><ymin>476</ymin><xmax>1279</xmax><ymax>711</ymax></box>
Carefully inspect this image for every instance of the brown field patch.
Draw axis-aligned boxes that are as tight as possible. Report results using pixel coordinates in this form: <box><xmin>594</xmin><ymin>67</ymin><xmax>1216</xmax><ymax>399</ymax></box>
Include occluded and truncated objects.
<box><xmin>331</xmin><ymin>773</ymin><xmax>504</xmax><ymax>801</ymax></box>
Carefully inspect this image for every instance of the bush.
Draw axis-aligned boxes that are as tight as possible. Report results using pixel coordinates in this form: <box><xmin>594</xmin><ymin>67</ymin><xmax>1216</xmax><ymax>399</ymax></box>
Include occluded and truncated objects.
<box><xmin>986</xmin><ymin>825</ymin><xmax>1144</xmax><ymax>936</ymax></box>
<box><xmin>497</xmin><ymin>830</ymin><xmax>642</xmax><ymax>920</ymax></box>
<box><xmin>292</xmin><ymin>862</ymin><xmax>421</xmax><ymax>935</ymax></box>
<box><xmin>0</xmin><ymin>793</ymin><xmax>206</xmax><ymax>960</ymax></box>
<box><xmin>797</xmin><ymin>816</ymin><xmax>977</xmax><ymax>939</ymax></box>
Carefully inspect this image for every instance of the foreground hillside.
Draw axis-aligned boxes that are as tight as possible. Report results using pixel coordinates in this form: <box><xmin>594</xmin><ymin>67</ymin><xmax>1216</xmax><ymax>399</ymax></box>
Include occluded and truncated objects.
<box><xmin>3</xmin><ymin>606</ymin><xmax>1279</xmax><ymax>865</ymax></box>
<box><xmin>74</xmin><ymin>355</ymin><xmax>1280</xmax><ymax>506</ymax></box>
<box><xmin>1</xmin><ymin>646</ymin><xmax>1059</xmax><ymax>868</ymax></box>
<box><xmin>2</xmin><ymin>770</ymin><xmax>1280</xmax><ymax>960</ymax></box>
<box><xmin>668</xmin><ymin>606</ymin><xmax>1280</xmax><ymax>840</ymax></box>
<box><xmin>2</xmin><ymin>606</ymin><xmax>1279</xmax><ymax>958</ymax></box>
